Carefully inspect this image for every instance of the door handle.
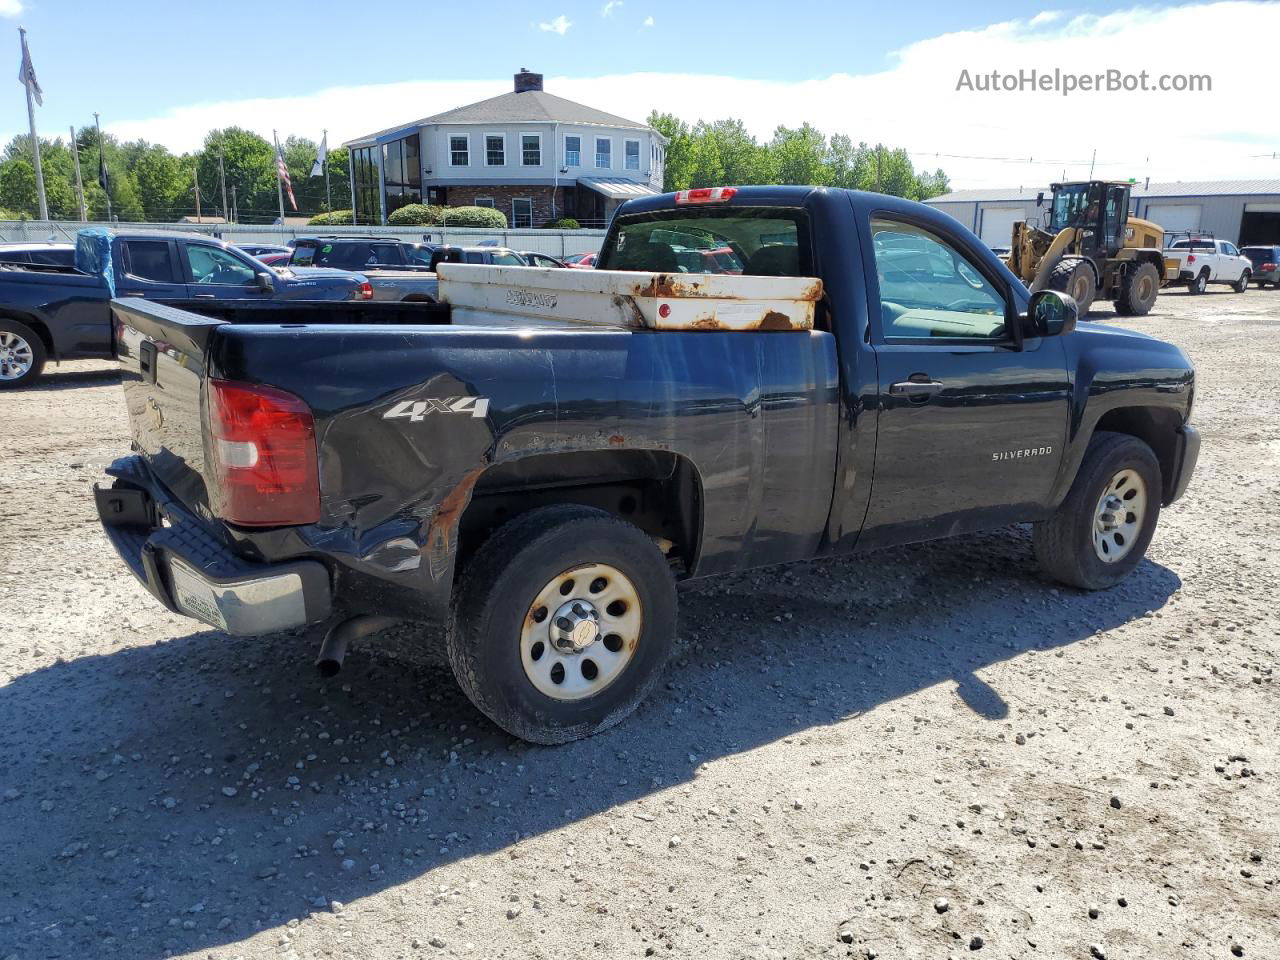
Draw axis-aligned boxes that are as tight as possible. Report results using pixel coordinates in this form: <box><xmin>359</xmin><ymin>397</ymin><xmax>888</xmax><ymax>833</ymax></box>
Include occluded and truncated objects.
<box><xmin>194</xmin><ymin>293</ymin><xmax>217</xmax><ymax>299</ymax></box>
<box><xmin>889</xmin><ymin>379</ymin><xmax>944</xmax><ymax>397</ymax></box>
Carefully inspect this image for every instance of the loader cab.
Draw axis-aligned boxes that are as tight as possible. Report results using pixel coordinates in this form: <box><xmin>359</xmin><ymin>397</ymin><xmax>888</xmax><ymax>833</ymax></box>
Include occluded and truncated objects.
<box><xmin>1047</xmin><ymin>180</ymin><xmax>1131</xmax><ymax>259</ymax></box>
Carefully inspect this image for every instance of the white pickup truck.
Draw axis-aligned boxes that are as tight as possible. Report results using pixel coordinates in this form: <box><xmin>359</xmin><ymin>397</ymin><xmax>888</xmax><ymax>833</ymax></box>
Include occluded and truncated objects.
<box><xmin>1164</xmin><ymin>237</ymin><xmax>1253</xmax><ymax>294</ymax></box>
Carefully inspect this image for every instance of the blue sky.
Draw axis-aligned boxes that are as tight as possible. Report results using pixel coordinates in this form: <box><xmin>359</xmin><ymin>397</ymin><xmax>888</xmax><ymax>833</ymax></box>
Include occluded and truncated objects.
<box><xmin>1</xmin><ymin>0</ymin><xmax>1273</xmax><ymax>188</ymax></box>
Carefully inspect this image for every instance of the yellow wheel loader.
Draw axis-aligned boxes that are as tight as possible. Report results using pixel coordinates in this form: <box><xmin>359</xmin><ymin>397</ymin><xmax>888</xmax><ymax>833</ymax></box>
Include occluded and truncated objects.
<box><xmin>1006</xmin><ymin>180</ymin><xmax>1176</xmax><ymax>317</ymax></box>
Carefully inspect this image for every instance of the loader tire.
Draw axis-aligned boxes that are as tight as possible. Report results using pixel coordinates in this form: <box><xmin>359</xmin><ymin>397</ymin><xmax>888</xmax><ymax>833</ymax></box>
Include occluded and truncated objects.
<box><xmin>1113</xmin><ymin>261</ymin><xmax>1160</xmax><ymax>316</ymax></box>
<box><xmin>1046</xmin><ymin>259</ymin><xmax>1096</xmax><ymax>316</ymax></box>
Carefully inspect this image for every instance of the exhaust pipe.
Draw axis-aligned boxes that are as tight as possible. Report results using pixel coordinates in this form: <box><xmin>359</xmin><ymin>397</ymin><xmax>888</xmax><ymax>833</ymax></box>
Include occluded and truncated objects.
<box><xmin>315</xmin><ymin>615</ymin><xmax>399</xmax><ymax>677</ymax></box>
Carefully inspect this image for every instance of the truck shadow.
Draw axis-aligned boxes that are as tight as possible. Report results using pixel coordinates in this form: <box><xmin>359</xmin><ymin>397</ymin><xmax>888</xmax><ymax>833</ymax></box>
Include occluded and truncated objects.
<box><xmin>25</xmin><ymin>366</ymin><xmax>121</xmax><ymax>391</ymax></box>
<box><xmin>0</xmin><ymin>525</ymin><xmax>1180</xmax><ymax>958</ymax></box>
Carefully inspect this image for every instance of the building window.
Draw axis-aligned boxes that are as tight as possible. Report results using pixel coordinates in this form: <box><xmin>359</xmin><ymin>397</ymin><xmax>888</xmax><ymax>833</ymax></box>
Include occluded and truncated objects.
<box><xmin>521</xmin><ymin>134</ymin><xmax>541</xmax><ymax>166</ymax></box>
<box><xmin>382</xmin><ymin>132</ymin><xmax>422</xmax><ymax>216</ymax></box>
<box><xmin>595</xmin><ymin>137</ymin><xmax>611</xmax><ymax>168</ymax></box>
<box><xmin>350</xmin><ymin>145</ymin><xmax>380</xmax><ymax>224</ymax></box>
<box><xmin>486</xmin><ymin>134</ymin><xmax>505</xmax><ymax>166</ymax></box>
<box><xmin>449</xmin><ymin>135</ymin><xmax>469</xmax><ymax>166</ymax></box>
<box><xmin>512</xmin><ymin>198</ymin><xmax>533</xmax><ymax>228</ymax></box>
<box><xmin>473</xmin><ymin>197</ymin><xmax>495</xmax><ymax>208</ymax></box>
<box><xmin>565</xmin><ymin>135</ymin><xmax>581</xmax><ymax>167</ymax></box>
<box><xmin>625</xmin><ymin>139</ymin><xmax>640</xmax><ymax>171</ymax></box>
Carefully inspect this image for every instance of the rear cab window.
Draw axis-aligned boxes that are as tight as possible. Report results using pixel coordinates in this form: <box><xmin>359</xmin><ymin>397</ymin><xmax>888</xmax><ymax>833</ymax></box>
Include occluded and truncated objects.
<box><xmin>598</xmin><ymin>206</ymin><xmax>812</xmax><ymax>278</ymax></box>
<box><xmin>121</xmin><ymin>240</ymin><xmax>176</xmax><ymax>283</ymax></box>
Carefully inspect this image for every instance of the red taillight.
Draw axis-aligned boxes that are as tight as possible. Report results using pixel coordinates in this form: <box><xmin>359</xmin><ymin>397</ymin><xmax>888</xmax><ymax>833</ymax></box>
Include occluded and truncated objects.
<box><xmin>207</xmin><ymin>379</ymin><xmax>319</xmax><ymax>526</ymax></box>
<box><xmin>1187</xmin><ymin>254</ymin><xmax>1196</xmax><ymax>263</ymax></box>
<box><xmin>1264</xmin><ymin>262</ymin><xmax>1276</xmax><ymax>271</ymax></box>
<box><xmin>358</xmin><ymin>281</ymin><xmax>373</xmax><ymax>300</ymax></box>
<box><xmin>674</xmin><ymin>187</ymin><xmax>737</xmax><ymax>205</ymax></box>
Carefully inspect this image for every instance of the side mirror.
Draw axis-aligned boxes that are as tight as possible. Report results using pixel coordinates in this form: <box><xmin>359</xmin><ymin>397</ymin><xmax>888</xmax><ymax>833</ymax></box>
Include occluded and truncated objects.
<box><xmin>1025</xmin><ymin>289</ymin><xmax>1077</xmax><ymax>338</ymax></box>
<box><xmin>1035</xmin><ymin>191</ymin><xmax>1045</xmax><ymax>208</ymax></box>
<box><xmin>255</xmin><ymin>271</ymin><xmax>274</xmax><ymax>291</ymax></box>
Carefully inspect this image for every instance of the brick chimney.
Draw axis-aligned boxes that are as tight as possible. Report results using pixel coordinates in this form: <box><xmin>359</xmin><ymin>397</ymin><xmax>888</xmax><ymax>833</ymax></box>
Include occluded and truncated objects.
<box><xmin>514</xmin><ymin>68</ymin><xmax>543</xmax><ymax>93</ymax></box>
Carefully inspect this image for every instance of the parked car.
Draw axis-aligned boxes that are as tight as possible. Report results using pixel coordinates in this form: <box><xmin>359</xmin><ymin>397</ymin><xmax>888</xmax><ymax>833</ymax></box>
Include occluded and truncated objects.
<box><xmin>235</xmin><ymin>243</ymin><xmax>292</xmax><ymax>258</ymax></box>
<box><xmin>289</xmin><ymin>236</ymin><xmax>439</xmax><ymax>301</ymax></box>
<box><xmin>563</xmin><ymin>252</ymin><xmax>597</xmax><ymax>269</ymax></box>
<box><xmin>672</xmin><ymin>245</ymin><xmax>743</xmax><ymax>274</ymax></box>
<box><xmin>1241</xmin><ymin>245</ymin><xmax>1280</xmax><ymax>288</ymax></box>
<box><xmin>96</xmin><ymin>185</ymin><xmax>1198</xmax><ymax>745</ymax></box>
<box><xmin>428</xmin><ymin>246</ymin><xmax>527</xmax><ymax>267</ymax></box>
<box><xmin>515</xmin><ymin>251</ymin><xmax>567</xmax><ymax>268</ymax></box>
<box><xmin>0</xmin><ymin>229</ymin><xmax>371</xmax><ymax>388</ymax></box>
<box><xmin>1164</xmin><ymin>236</ymin><xmax>1253</xmax><ymax>294</ymax></box>
<box><xmin>257</xmin><ymin>251</ymin><xmax>293</xmax><ymax>267</ymax></box>
<box><xmin>0</xmin><ymin>241</ymin><xmax>76</xmax><ymax>269</ymax></box>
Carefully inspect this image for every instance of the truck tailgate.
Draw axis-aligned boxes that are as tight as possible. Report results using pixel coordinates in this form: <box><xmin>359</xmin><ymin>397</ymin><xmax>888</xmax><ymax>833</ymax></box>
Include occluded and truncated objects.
<box><xmin>112</xmin><ymin>297</ymin><xmax>226</xmax><ymax>513</ymax></box>
<box><xmin>436</xmin><ymin>263</ymin><xmax>821</xmax><ymax>331</ymax></box>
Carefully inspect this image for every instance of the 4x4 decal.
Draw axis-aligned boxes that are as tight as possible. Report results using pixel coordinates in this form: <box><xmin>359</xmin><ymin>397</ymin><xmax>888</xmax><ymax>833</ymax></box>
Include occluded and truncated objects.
<box><xmin>383</xmin><ymin>397</ymin><xmax>490</xmax><ymax>421</ymax></box>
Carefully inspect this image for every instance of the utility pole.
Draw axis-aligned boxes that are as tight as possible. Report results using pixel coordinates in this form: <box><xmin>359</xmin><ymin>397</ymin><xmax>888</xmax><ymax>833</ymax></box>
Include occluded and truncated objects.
<box><xmin>69</xmin><ymin>125</ymin><xmax>87</xmax><ymax>221</ymax></box>
<box><xmin>273</xmin><ymin>129</ymin><xmax>285</xmax><ymax>225</ymax></box>
<box><xmin>231</xmin><ymin>185</ymin><xmax>238</xmax><ymax>224</ymax></box>
<box><xmin>193</xmin><ymin>164</ymin><xmax>202</xmax><ymax>223</ymax></box>
<box><xmin>875</xmin><ymin>145</ymin><xmax>882</xmax><ymax>193</ymax></box>
<box><xmin>18</xmin><ymin>28</ymin><xmax>48</xmax><ymax>221</ymax></box>
<box><xmin>93</xmin><ymin>112</ymin><xmax>112</xmax><ymax>222</ymax></box>
<box><xmin>218</xmin><ymin>145</ymin><xmax>229</xmax><ymax>222</ymax></box>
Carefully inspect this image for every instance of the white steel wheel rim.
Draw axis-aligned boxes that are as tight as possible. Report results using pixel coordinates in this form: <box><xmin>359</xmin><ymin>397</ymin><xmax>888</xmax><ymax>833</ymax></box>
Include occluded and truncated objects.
<box><xmin>520</xmin><ymin>562</ymin><xmax>642</xmax><ymax>701</ymax></box>
<box><xmin>1093</xmin><ymin>468</ymin><xmax>1147</xmax><ymax>563</ymax></box>
<box><xmin>0</xmin><ymin>331</ymin><xmax>33</xmax><ymax>381</ymax></box>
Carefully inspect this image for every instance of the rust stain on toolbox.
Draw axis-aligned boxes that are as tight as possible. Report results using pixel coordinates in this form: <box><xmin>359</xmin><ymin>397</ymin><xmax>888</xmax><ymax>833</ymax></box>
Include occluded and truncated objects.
<box><xmin>438</xmin><ymin>263</ymin><xmax>821</xmax><ymax>332</ymax></box>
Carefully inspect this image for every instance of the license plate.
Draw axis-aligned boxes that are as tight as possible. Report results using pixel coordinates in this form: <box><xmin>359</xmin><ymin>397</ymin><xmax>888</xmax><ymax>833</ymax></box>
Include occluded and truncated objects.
<box><xmin>169</xmin><ymin>559</ymin><xmax>228</xmax><ymax>630</ymax></box>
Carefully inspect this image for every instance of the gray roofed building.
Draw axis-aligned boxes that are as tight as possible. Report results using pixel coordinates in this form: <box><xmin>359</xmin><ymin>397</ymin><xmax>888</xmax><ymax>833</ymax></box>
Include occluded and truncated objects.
<box><xmin>927</xmin><ymin>179</ymin><xmax>1280</xmax><ymax>248</ymax></box>
<box><xmin>344</xmin><ymin>69</ymin><xmax>665</xmax><ymax>228</ymax></box>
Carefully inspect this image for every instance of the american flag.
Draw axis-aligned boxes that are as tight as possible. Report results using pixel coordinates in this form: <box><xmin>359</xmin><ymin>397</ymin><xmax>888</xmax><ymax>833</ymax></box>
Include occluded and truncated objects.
<box><xmin>274</xmin><ymin>133</ymin><xmax>297</xmax><ymax>211</ymax></box>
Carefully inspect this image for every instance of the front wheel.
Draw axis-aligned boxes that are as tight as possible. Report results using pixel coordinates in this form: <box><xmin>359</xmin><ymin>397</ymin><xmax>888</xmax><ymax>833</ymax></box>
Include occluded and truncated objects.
<box><xmin>1113</xmin><ymin>261</ymin><xmax>1161</xmax><ymax>316</ymax></box>
<box><xmin>447</xmin><ymin>505</ymin><xmax>677</xmax><ymax>744</ymax></box>
<box><xmin>1233</xmin><ymin>270</ymin><xmax>1251</xmax><ymax>293</ymax></box>
<box><xmin>1033</xmin><ymin>432</ymin><xmax>1162</xmax><ymax>590</ymax></box>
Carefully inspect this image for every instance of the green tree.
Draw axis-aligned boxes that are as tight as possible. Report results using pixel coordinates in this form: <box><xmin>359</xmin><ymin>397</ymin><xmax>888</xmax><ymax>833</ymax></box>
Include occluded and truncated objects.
<box><xmin>647</xmin><ymin>111</ymin><xmax>695</xmax><ymax>191</ymax></box>
<box><xmin>198</xmin><ymin>128</ymin><xmax>275</xmax><ymax>222</ymax></box>
<box><xmin>770</xmin><ymin>124</ymin><xmax>830</xmax><ymax>186</ymax></box>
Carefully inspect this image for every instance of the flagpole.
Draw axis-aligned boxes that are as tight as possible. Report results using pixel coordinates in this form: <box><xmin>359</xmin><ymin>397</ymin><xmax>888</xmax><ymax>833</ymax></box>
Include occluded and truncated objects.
<box><xmin>274</xmin><ymin>129</ymin><xmax>285</xmax><ymax>224</ymax></box>
<box><xmin>218</xmin><ymin>144</ymin><xmax>228</xmax><ymax>222</ymax></box>
<box><xmin>69</xmin><ymin>125</ymin><xmax>86</xmax><ymax>221</ymax></box>
<box><xmin>19</xmin><ymin>28</ymin><xmax>47</xmax><ymax>221</ymax></box>
<box><xmin>323</xmin><ymin>129</ymin><xmax>331</xmax><ymax>212</ymax></box>
<box><xmin>93</xmin><ymin>112</ymin><xmax>111</xmax><ymax>222</ymax></box>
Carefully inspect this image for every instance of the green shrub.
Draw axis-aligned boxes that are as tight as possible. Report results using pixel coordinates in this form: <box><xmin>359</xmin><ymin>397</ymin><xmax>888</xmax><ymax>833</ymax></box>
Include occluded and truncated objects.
<box><xmin>542</xmin><ymin>217</ymin><xmax>580</xmax><ymax>230</ymax></box>
<box><xmin>387</xmin><ymin>203</ymin><xmax>445</xmax><ymax>226</ymax></box>
<box><xmin>435</xmin><ymin>205</ymin><xmax>508</xmax><ymax>228</ymax></box>
<box><xmin>307</xmin><ymin>209</ymin><xmax>353</xmax><ymax>226</ymax></box>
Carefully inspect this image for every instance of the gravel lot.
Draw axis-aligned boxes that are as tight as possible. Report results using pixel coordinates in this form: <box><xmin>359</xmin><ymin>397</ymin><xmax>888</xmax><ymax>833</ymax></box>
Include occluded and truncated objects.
<box><xmin>1</xmin><ymin>287</ymin><xmax>1277</xmax><ymax>960</ymax></box>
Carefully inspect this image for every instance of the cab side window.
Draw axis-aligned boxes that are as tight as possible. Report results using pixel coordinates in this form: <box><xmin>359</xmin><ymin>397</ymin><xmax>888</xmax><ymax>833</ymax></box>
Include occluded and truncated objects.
<box><xmin>870</xmin><ymin>218</ymin><xmax>1008</xmax><ymax>341</ymax></box>
<box><xmin>187</xmin><ymin>245</ymin><xmax>257</xmax><ymax>285</ymax></box>
<box><xmin>122</xmin><ymin>240</ymin><xmax>175</xmax><ymax>283</ymax></box>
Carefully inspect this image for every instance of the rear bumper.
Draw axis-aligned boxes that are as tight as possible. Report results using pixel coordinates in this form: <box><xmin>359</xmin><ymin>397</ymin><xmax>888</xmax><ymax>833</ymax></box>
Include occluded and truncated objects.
<box><xmin>95</xmin><ymin>456</ymin><xmax>331</xmax><ymax>635</ymax></box>
<box><xmin>1166</xmin><ymin>424</ymin><xmax>1200</xmax><ymax>505</ymax></box>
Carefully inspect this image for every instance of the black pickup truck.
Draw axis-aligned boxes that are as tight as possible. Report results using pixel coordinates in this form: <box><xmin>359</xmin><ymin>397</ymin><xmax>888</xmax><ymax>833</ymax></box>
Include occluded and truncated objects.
<box><xmin>96</xmin><ymin>185</ymin><xmax>1199</xmax><ymax>744</ymax></box>
<box><xmin>0</xmin><ymin>229</ymin><xmax>371</xmax><ymax>387</ymax></box>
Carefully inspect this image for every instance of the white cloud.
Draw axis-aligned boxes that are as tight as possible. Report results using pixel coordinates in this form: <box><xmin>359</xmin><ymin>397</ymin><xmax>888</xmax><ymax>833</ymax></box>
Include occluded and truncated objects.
<box><xmin>602</xmin><ymin>0</ymin><xmax>623</xmax><ymax>16</ymax></box>
<box><xmin>0</xmin><ymin>0</ymin><xmax>24</xmax><ymax>18</ymax></box>
<box><xmin>538</xmin><ymin>14</ymin><xmax>572</xmax><ymax>34</ymax></box>
<box><xmin>1027</xmin><ymin>10</ymin><xmax>1062</xmax><ymax>27</ymax></box>
<box><xmin>643</xmin><ymin>14</ymin><xmax>654</xmax><ymax>26</ymax></box>
<box><xmin>33</xmin><ymin>2</ymin><xmax>1277</xmax><ymax>190</ymax></box>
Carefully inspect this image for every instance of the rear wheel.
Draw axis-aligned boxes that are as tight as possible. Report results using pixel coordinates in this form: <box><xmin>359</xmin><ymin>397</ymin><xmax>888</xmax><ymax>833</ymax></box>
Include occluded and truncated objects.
<box><xmin>1033</xmin><ymin>432</ymin><xmax>1161</xmax><ymax>590</ymax></box>
<box><xmin>1232</xmin><ymin>270</ymin><xmax>1251</xmax><ymax>293</ymax></box>
<box><xmin>1187</xmin><ymin>270</ymin><xmax>1208</xmax><ymax>295</ymax></box>
<box><xmin>0</xmin><ymin>318</ymin><xmax>46</xmax><ymax>389</ymax></box>
<box><xmin>1046</xmin><ymin>259</ymin><xmax>1096</xmax><ymax>316</ymax></box>
<box><xmin>1113</xmin><ymin>261</ymin><xmax>1160</xmax><ymax>316</ymax></box>
<box><xmin>447</xmin><ymin>504</ymin><xmax>677</xmax><ymax>744</ymax></box>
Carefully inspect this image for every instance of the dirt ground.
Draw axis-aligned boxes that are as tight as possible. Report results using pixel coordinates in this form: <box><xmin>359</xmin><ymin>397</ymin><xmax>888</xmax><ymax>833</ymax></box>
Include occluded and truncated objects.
<box><xmin>1</xmin><ymin>286</ymin><xmax>1277</xmax><ymax>960</ymax></box>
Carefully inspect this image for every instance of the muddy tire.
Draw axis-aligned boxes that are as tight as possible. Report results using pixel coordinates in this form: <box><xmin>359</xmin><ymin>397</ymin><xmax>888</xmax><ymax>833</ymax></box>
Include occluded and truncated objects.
<box><xmin>0</xmin><ymin>318</ymin><xmax>46</xmax><ymax>389</ymax></box>
<box><xmin>1113</xmin><ymin>261</ymin><xmax>1160</xmax><ymax>316</ymax></box>
<box><xmin>1046</xmin><ymin>258</ymin><xmax>1096</xmax><ymax>316</ymax></box>
<box><xmin>1033</xmin><ymin>432</ymin><xmax>1162</xmax><ymax>591</ymax></box>
<box><xmin>1232</xmin><ymin>270</ymin><xmax>1251</xmax><ymax>293</ymax></box>
<box><xmin>447</xmin><ymin>504</ymin><xmax>676</xmax><ymax>744</ymax></box>
<box><xmin>1187</xmin><ymin>269</ymin><xmax>1208</xmax><ymax>295</ymax></box>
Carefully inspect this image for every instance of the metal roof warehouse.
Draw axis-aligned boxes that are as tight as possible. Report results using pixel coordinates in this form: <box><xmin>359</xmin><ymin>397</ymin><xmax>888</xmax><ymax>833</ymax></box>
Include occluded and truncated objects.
<box><xmin>925</xmin><ymin>179</ymin><xmax>1280</xmax><ymax>248</ymax></box>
